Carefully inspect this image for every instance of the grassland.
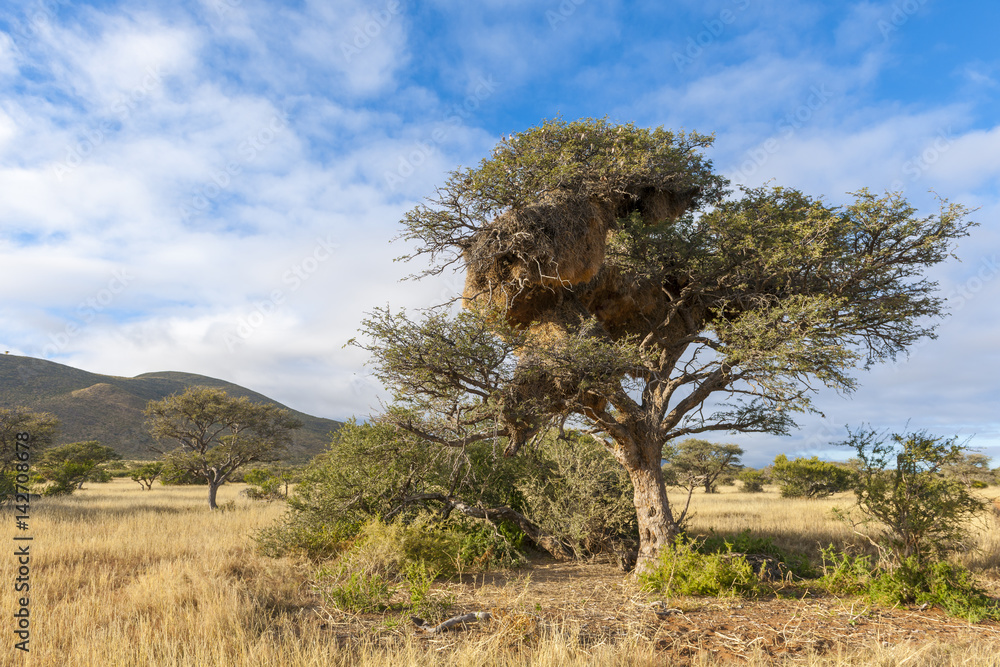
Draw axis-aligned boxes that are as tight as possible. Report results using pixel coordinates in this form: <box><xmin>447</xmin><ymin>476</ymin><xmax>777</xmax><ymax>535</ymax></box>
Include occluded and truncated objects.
<box><xmin>2</xmin><ymin>479</ymin><xmax>999</xmax><ymax>666</ymax></box>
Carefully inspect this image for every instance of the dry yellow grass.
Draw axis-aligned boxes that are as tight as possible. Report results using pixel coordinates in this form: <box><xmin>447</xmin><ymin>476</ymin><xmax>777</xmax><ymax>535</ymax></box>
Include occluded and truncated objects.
<box><xmin>1</xmin><ymin>479</ymin><xmax>998</xmax><ymax>666</ymax></box>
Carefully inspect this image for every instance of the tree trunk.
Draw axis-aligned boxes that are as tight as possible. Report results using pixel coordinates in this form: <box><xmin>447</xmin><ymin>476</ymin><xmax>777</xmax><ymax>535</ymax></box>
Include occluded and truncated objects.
<box><xmin>208</xmin><ymin>482</ymin><xmax>221</xmax><ymax>510</ymax></box>
<box><xmin>628</xmin><ymin>454</ymin><xmax>680</xmax><ymax>574</ymax></box>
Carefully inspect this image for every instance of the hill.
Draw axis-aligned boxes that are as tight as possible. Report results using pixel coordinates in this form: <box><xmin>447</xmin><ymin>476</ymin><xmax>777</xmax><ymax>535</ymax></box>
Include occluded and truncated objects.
<box><xmin>0</xmin><ymin>354</ymin><xmax>342</xmax><ymax>461</ymax></box>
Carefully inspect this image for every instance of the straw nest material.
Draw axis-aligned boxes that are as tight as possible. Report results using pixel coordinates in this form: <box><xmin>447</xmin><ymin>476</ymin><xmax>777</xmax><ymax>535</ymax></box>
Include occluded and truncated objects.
<box><xmin>462</xmin><ymin>191</ymin><xmax>615</xmax><ymax>324</ymax></box>
<box><xmin>462</xmin><ymin>184</ymin><xmax>699</xmax><ymax>335</ymax></box>
<box><xmin>461</xmin><ymin>183</ymin><xmax>700</xmax><ymax>447</ymax></box>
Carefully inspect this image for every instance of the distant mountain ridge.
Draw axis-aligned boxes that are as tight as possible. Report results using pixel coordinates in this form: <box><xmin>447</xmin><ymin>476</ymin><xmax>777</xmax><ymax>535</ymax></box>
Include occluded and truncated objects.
<box><xmin>0</xmin><ymin>355</ymin><xmax>342</xmax><ymax>460</ymax></box>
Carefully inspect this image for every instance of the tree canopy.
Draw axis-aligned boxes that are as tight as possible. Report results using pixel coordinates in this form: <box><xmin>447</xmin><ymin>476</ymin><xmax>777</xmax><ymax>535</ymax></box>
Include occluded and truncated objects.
<box><xmin>0</xmin><ymin>406</ymin><xmax>59</xmax><ymax>472</ymax></box>
<box><xmin>362</xmin><ymin>117</ymin><xmax>975</xmax><ymax>571</ymax></box>
<box><xmin>36</xmin><ymin>440</ymin><xmax>121</xmax><ymax>495</ymax></box>
<box><xmin>145</xmin><ymin>387</ymin><xmax>302</xmax><ymax>510</ymax></box>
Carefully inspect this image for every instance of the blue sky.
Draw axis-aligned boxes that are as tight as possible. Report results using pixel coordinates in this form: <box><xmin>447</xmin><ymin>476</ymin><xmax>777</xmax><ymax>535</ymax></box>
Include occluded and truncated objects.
<box><xmin>1</xmin><ymin>0</ymin><xmax>998</xmax><ymax>466</ymax></box>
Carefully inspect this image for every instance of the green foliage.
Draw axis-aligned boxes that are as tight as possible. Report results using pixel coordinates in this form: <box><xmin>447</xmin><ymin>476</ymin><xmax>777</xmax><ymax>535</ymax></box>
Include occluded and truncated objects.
<box><xmin>342</xmin><ymin>514</ymin><xmax>523</xmax><ymax>578</ymax></box>
<box><xmin>36</xmin><ymin>441</ymin><xmax>121</xmax><ymax>494</ymax></box>
<box><xmin>404</xmin><ymin>560</ymin><xmax>454</xmax><ymax>622</ymax></box>
<box><xmin>269</xmin><ymin>419</ymin><xmax>581</xmax><ymax>561</ymax></box>
<box><xmin>0</xmin><ymin>407</ymin><xmax>59</xmax><ymax>473</ymax></box>
<box><xmin>867</xmin><ymin>558</ymin><xmax>998</xmax><ymax>622</ymax></box>
<box><xmin>397</xmin><ymin>117</ymin><xmax>724</xmax><ymax>274</ymax></box>
<box><xmin>737</xmin><ymin>469</ymin><xmax>767</xmax><ymax>493</ymax></box>
<box><xmin>311</xmin><ymin>555</ymin><xmax>455</xmax><ymax>620</ymax></box>
<box><xmin>145</xmin><ymin>386</ymin><xmax>301</xmax><ymax>509</ymax></box>
<box><xmin>639</xmin><ymin>537</ymin><xmax>763</xmax><ymax>598</ymax></box>
<box><xmin>313</xmin><ymin>566</ymin><xmax>395</xmax><ymax>614</ymax></box>
<box><xmin>665</xmin><ymin>439</ymin><xmax>744</xmax><ymax>494</ymax></box>
<box><xmin>818</xmin><ymin>546</ymin><xmax>875</xmax><ymax>595</ymax></box>
<box><xmin>818</xmin><ymin>547</ymin><xmax>999</xmax><ymax>622</ymax></box>
<box><xmin>698</xmin><ymin>530</ymin><xmax>813</xmax><ymax>579</ymax></box>
<box><xmin>840</xmin><ymin>427</ymin><xmax>987</xmax><ymax>564</ymax></box>
<box><xmin>243</xmin><ymin>468</ymin><xmax>285</xmax><ymax>500</ymax></box>
<box><xmin>518</xmin><ymin>430</ymin><xmax>637</xmax><ymax>556</ymax></box>
<box><xmin>129</xmin><ymin>462</ymin><xmax>164</xmax><ymax>490</ymax></box>
<box><xmin>942</xmin><ymin>451</ymin><xmax>997</xmax><ymax>487</ymax></box>
<box><xmin>771</xmin><ymin>454</ymin><xmax>854</xmax><ymax>498</ymax></box>
<box><xmin>103</xmin><ymin>461</ymin><xmax>133</xmax><ymax>478</ymax></box>
<box><xmin>159</xmin><ymin>458</ymin><xmax>207</xmax><ymax>485</ymax></box>
<box><xmin>256</xmin><ymin>517</ymin><xmax>358</xmax><ymax>561</ymax></box>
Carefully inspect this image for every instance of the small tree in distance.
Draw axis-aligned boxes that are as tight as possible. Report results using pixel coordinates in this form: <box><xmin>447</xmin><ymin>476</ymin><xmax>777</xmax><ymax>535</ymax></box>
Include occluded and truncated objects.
<box><xmin>145</xmin><ymin>387</ymin><xmax>302</xmax><ymax>510</ymax></box>
<box><xmin>665</xmin><ymin>439</ymin><xmax>744</xmax><ymax>494</ymax></box>
<box><xmin>130</xmin><ymin>462</ymin><xmax>164</xmax><ymax>490</ymax></box>
<box><xmin>0</xmin><ymin>407</ymin><xmax>59</xmax><ymax>472</ymax></box>
<box><xmin>36</xmin><ymin>441</ymin><xmax>121</xmax><ymax>495</ymax></box>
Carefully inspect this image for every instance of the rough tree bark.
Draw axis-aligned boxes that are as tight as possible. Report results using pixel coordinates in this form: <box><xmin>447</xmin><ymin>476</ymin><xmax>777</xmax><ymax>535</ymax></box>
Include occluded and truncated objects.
<box><xmin>208</xmin><ymin>481</ymin><xmax>221</xmax><ymax>511</ymax></box>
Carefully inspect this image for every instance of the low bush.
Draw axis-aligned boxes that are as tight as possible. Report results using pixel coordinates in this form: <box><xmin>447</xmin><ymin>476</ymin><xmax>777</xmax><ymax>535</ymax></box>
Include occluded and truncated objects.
<box><xmin>698</xmin><ymin>530</ymin><xmax>814</xmax><ymax>579</ymax></box>
<box><xmin>313</xmin><ymin>566</ymin><xmax>395</xmax><ymax>614</ymax></box>
<box><xmin>819</xmin><ymin>546</ymin><xmax>1000</xmax><ymax>622</ymax></box>
<box><xmin>737</xmin><ymin>469</ymin><xmax>767</xmax><ymax>493</ymax></box>
<box><xmin>639</xmin><ymin>537</ymin><xmax>763</xmax><ymax>598</ymax></box>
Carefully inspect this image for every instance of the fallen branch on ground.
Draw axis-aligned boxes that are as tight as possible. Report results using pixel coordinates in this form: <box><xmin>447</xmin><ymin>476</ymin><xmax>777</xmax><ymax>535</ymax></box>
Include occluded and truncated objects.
<box><xmin>412</xmin><ymin>611</ymin><xmax>493</xmax><ymax>634</ymax></box>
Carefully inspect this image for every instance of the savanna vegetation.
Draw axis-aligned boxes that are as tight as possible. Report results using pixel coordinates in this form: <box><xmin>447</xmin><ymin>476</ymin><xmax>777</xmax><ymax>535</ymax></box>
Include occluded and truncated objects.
<box><xmin>4</xmin><ymin>117</ymin><xmax>997</xmax><ymax>665</ymax></box>
<box><xmin>3</xmin><ymin>476</ymin><xmax>999</xmax><ymax>666</ymax></box>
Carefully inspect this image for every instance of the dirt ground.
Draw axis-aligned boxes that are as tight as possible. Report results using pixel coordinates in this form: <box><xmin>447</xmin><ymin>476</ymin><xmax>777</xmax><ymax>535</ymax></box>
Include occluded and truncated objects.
<box><xmin>314</xmin><ymin>558</ymin><xmax>1000</xmax><ymax>664</ymax></box>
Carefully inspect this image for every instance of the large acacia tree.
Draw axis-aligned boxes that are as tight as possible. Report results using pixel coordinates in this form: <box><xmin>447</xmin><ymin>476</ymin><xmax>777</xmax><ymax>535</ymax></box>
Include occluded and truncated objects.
<box><xmin>358</xmin><ymin>117</ymin><xmax>975</xmax><ymax>571</ymax></box>
<box><xmin>145</xmin><ymin>387</ymin><xmax>301</xmax><ymax>510</ymax></box>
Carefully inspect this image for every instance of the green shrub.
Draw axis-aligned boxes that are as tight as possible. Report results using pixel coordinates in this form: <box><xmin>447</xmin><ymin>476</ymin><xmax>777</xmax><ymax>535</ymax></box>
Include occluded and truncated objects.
<box><xmin>818</xmin><ymin>546</ymin><xmax>999</xmax><ymax>622</ymax></box>
<box><xmin>842</xmin><ymin>428</ymin><xmax>988</xmax><ymax>564</ymax></box>
<box><xmin>243</xmin><ymin>468</ymin><xmax>285</xmax><ymax>500</ymax></box>
<box><xmin>737</xmin><ymin>469</ymin><xmax>767</xmax><ymax>493</ymax></box>
<box><xmin>159</xmin><ymin>458</ymin><xmax>207</xmax><ymax>485</ymax></box>
<box><xmin>698</xmin><ymin>530</ymin><xmax>814</xmax><ymax>579</ymax></box>
<box><xmin>518</xmin><ymin>431</ymin><xmax>637</xmax><ymax>556</ymax></box>
<box><xmin>868</xmin><ymin>558</ymin><xmax>999</xmax><ymax>622</ymax></box>
<box><xmin>313</xmin><ymin>566</ymin><xmax>395</xmax><ymax>614</ymax></box>
<box><xmin>818</xmin><ymin>545</ymin><xmax>875</xmax><ymax>595</ymax></box>
<box><xmin>404</xmin><ymin>560</ymin><xmax>454</xmax><ymax>622</ymax></box>
<box><xmin>771</xmin><ymin>454</ymin><xmax>853</xmax><ymax>498</ymax></box>
<box><xmin>640</xmin><ymin>538</ymin><xmax>763</xmax><ymax>598</ymax></box>
<box><xmin>255</xmin><ymin>516</ymin><xmax>359</xmax><ymax>560</ymax></box>
<box><xmin>340</xmin><ymin>514</ymin><xmax>524</xmax><ymax>578</ymax></box>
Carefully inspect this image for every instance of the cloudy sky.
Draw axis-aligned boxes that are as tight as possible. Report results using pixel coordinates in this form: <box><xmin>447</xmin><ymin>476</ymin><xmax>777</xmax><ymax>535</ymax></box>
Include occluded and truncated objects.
<box><xmin>1</xmin><ymin>0</ymin><xmax>998</xmax><ymax>466</ymax></box>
